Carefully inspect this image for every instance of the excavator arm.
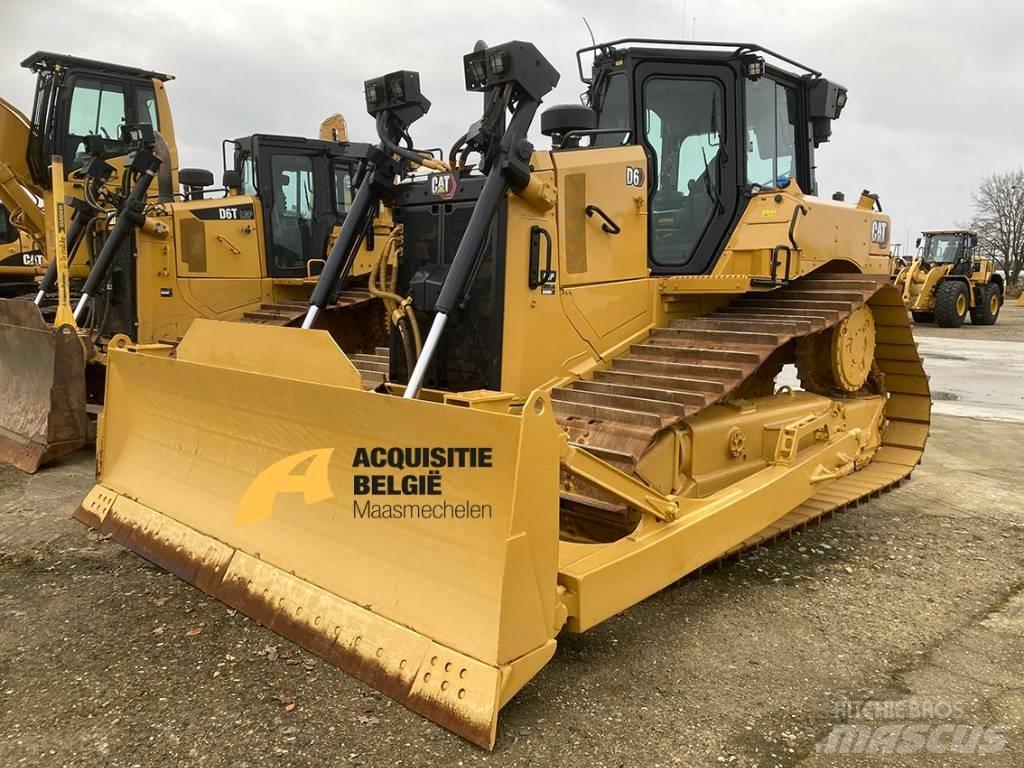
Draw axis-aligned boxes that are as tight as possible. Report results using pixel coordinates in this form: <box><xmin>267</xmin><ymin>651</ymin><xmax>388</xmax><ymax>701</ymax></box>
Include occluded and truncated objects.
<box><xmin>0</xmin><ymin>96</ymin><xmax>45</xmax><ymax>243</ymax></box>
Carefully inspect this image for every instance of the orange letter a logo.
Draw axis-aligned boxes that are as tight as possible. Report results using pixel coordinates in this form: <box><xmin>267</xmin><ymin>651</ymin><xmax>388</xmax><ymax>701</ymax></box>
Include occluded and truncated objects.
<box><xmin>234</xmin><ymin>448</ymin><xmax>335</xmax><ymax>526</ymax></box>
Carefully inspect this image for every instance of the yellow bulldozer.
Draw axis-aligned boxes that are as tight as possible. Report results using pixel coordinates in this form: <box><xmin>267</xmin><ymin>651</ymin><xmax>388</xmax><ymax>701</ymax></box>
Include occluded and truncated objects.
<box><xmin>75</xmin><ymin>40</ymin><xmax>931</xmax><ymax>748</ymax></box>
<box><xmin>893</xmin><ymin>229</ymin><xmax>1004</xmax><ymax>327</ymax></box>
<box><xmin>0</xmin><ymin>52</ymin><xmax>393</xmax><ymax>472</ymax></box>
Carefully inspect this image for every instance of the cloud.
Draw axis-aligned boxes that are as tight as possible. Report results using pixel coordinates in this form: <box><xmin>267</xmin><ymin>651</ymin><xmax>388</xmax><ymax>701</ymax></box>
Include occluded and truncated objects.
<box><xmin>1</xmin><ymin>0</ymin><xmax>1020</xmax><ymax>249</ymax></box>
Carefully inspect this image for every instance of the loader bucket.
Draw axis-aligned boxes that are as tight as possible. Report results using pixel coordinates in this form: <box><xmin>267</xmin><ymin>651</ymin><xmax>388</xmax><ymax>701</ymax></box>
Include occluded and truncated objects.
<box><xmin>76</xmin><ymin>319</ymin><xmax>564</xmax><ymax>748</ymax></box>
<box><xmin>0</xmin><ymin>299</ymin><xmax>88</xmax><ymax>472</ymax></box>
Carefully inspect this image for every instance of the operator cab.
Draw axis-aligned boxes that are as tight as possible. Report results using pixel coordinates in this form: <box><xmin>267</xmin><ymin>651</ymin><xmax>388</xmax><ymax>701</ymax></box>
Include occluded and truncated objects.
<box><xmin>917</xmin><ymin>230</ymin><xmax>977</xmax><ymax>274</ymax></box>
<box><xmin>227</xmin><ymin>134</ymin><xmax>362</xmax><ymax>278</ymax></box>
<box><xmin>21</xmin><ymin>51</ymin><xmax>175</xmax><ymax>193</ymax></box>
<box><xmin>575</xmin><ymin>40</ymin><xmax>848</xmax><ymax>275</ymax></box>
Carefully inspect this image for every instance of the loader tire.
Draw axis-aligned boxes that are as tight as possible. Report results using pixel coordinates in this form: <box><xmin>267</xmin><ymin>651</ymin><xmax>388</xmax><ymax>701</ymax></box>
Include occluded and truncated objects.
<box><xmin>910</xmin><ymin>311</ymin><xmax>934</xmax><ymax>323</ymax></box>
<box><xmin>934</xmin><ymin>280</ymin><xmax>968</xmax><ymax>328</ymax></box>
<box><xmin>969</xmin><ymin>283</ymin><xmax>1001</xmax><ymax>326</ymax></box>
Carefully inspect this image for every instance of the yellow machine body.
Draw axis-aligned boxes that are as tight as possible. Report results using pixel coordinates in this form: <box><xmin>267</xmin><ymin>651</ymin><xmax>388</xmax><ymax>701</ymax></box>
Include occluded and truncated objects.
<box><xmin>78</xmin><ymin>42</ymin><xmax>931</xmax><ymax>748</ymax></box>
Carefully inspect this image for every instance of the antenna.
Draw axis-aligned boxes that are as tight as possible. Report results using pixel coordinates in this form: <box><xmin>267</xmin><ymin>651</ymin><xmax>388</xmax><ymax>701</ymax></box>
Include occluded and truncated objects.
<box><xmin>582</xmin><ymin>17</ymin><xmax>596</xmax><ymax>46</ymax></box>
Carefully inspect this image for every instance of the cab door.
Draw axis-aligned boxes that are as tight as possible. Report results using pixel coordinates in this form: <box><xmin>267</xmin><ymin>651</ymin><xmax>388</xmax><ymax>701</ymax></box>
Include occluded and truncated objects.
<box><xmin>260</xmin><ymin>149</ymin><xmax>338</xmax><ymax>278</ymax></box>
<box><xmin>634</xmin><ymin>60</ymin><xmax>742</xmax><ymax>275</ymax></box>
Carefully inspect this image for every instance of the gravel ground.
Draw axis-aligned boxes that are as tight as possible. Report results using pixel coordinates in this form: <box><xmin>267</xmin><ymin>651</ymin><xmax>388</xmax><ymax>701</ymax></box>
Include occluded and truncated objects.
<box><xmin>0</xmin><ymin>314</ymin><xmax>1022</xmax><ymax>767</ymax></box>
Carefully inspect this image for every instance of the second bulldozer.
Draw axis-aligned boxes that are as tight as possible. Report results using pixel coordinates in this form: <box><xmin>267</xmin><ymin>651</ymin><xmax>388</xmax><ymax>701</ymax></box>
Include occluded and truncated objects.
<box><xmin>77</xmin><ymin>40</ymin><xmax>931</xmax><ymax>748</ymax></box>
<box><xmin>0</xmin><ymin>52</ymin><xmax>389</xmax><ymax>472</ymax></box>
<box><xmin>894</xmin><ymin>229</ymin><xmax>1004</xmax><ymax>327</ymax></box>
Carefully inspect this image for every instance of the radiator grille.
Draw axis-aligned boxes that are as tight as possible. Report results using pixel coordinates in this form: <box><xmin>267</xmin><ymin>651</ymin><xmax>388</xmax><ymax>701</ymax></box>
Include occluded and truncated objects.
<box><xmin>392</xmin><ymin>197</ymin><xmax>506</xmax><ymax>392</ymax></box>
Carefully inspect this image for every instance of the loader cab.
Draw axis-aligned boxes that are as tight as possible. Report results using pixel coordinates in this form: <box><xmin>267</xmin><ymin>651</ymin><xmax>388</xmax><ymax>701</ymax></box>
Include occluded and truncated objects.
<box><xmin>918</xmin><ymin>230</ymin><xmax>976</xmax><ymax>274</ymax></box>
<box><xmin>580</xmin><ymin>41</ymin><xmax>846</xmax><ymax>275</ymax></box>
<box><xmin>230</xmin><ymin>134</ymin><xmax>360</xmax><ymax>279</ymax></box>
<box><xmin>21</xmin><ymin>51</ymin><xmax>177</xmax><ymax>192</ymax></box>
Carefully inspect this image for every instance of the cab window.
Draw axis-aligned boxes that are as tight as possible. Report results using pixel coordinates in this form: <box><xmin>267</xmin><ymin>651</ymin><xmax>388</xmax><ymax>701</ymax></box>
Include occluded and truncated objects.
<box><xmin>269</xmin><ymin>154</ymin><xmax>315</xmax><ymax>270</ymax></box>
<box><xmin>745</xmin><ymin>78</ymin><xmax>798</xmax><ymax>187</ymax></box>
<box><xmin>134</xmin><ymin>86</ymin><xmax>159</xmax><ymax>130</ymax></box>
<box><xmin>644</xmin><ymin>76</ymin><xmax>724</xmax><ymax>268</ymax></box>
<box><xmin>66</xmin><ymin>79</ymin><xmax>126</xmax><ymax>164</ymax></box>
<box><xmin>594</xmin><ymin>73</ymin><xmax>631</xmax><ymax>147</ymax></box>
<box><xmin>333</xmin><ymin>164</ymin><xmax>353</xmax><ymax>214</ymax></box>
<box><xmin>240</xmin><ymin>156</ymin><xmax>258</xmax><ymax>196</ymax></box>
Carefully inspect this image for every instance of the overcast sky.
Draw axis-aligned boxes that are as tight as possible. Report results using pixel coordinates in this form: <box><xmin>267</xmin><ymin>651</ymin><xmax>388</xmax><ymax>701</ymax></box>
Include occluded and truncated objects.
<box><xmin>2</xmin><ymin>0</ymin><xmax>1021</xmax><ymax>251</ymax></box>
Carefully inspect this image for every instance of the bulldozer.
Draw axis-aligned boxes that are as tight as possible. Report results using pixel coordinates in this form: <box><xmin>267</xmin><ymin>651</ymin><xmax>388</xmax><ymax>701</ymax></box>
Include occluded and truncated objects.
<box><xmin>893</xmin><ymin>229</ymin><xmax>1004</xmax><ymax>327</ymax></box>
<box><xmin>75</xmin><ymin>40</ymin><xmax>931</xmax><ymax>748</ymax></box>
<box><xmin>0</xmin><ymin>52</ymin><xmax>395</xmax><ymax>472</ymax></box>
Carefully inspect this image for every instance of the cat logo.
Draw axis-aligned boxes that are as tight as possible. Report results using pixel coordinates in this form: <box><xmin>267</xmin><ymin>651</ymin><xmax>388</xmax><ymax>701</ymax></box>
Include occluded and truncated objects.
<box><xmin>22</xmin><ymin>252</ymin><xmax>44</xmax><ymax>266</ymax></box>
<box><xmin>870</xmin><ymin>220</ymin><xmax>890</xmax><ymax>247</ymax></box>
<box><xmin>430</xmin><ymin>172</ymin><xmax>458</xmax><ymax>200</ymax></box>
<box><xmin>626</xmin><ymin>166</ymin><xmax>645</xmax><ymax>187</ymax></box>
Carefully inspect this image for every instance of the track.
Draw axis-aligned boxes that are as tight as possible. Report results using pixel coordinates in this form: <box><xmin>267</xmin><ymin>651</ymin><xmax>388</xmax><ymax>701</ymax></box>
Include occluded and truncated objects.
<box><xmin>551</xmin><ymin>272</ymin><xmax>931</xmax><ymax>543</ymax></box>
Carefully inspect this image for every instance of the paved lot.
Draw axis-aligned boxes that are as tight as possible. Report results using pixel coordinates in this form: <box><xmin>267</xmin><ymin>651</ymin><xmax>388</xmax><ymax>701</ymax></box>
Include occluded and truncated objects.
<box><xmin>0</xmin><ymin>308</ymin><xmax>1022</xmax><ymax>767</ymax></box>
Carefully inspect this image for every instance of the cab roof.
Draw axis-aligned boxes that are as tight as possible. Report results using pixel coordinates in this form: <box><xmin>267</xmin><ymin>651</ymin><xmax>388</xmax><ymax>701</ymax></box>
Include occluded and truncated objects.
<box><xmin>21</xmin><ymin>51</ymin><xmax>174</xmax><ymax>82</ymax></box>
<box><xmin>577</xmin><ymin>38</ymin><xmax>822</xmax><ymax>83</ymax></box>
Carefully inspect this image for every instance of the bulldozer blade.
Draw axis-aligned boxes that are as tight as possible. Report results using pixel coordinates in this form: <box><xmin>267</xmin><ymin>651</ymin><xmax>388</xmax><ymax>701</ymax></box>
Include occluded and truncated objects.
<box><xmin>75</xmin><ymin>319</ymin><xmax>564</xmax><ymax>748</ymax></box>
<box><xmin>0</xmin><ymin>298</ymin><xmax>88</xmax><ymax>472</ymax></box>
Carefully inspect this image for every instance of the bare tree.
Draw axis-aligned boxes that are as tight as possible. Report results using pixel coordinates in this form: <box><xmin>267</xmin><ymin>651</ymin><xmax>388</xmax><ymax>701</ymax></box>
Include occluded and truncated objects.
<box><xmin>970</xmin><ymin>170</ymin><xmax>1024</xmax><ymax>286</ymax></box>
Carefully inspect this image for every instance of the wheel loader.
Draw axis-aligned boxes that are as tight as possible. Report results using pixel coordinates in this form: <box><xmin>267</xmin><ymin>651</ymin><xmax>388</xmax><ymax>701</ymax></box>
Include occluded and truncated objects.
<box><xmin>0</xmin><ymin>52</ymin><xmax>393</xmax><ymax>472</ymax></box>
<box><xmin>75</xmin><ymin>39</ymin><xmax>931</xmax><ymax>749</ymax></box>
<box><xmin>893</xmin><ymin>229</ymin><xmax>1004</xmax><ymax>327</ymax></box>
